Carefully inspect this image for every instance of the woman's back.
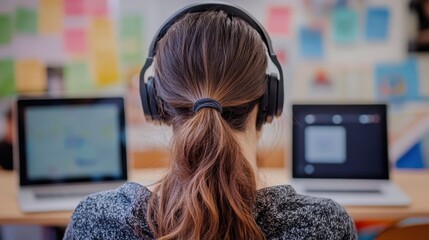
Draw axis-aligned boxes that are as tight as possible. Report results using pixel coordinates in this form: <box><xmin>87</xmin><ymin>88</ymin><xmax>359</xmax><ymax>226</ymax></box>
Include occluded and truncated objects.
<box><xmin>64</xmin><ymin>183</ymin><xmax>356</xmax><ymax>240</ymax></box>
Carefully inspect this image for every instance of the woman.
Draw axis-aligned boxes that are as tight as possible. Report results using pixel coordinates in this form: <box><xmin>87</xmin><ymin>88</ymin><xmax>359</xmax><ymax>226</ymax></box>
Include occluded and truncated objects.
<box><xmin>64</xmin><ymin>6</ymin><xmax>357</xmax><ymax>240</ymax></box>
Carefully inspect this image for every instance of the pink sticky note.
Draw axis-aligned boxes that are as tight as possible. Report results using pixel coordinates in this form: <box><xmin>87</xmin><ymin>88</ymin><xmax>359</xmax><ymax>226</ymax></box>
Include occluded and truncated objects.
<box><xmin>267</xmin><ymin>6</ymin><xmax>291</xmax><ymax>36</ymax></box>
<box><xmin>275</xmin><ymin>48</ymin><xmax>287</xmax><ymax>65</ymax></box>
<box><xmin>64</xmin><ymin>28</ymin><xmax>87</xmax><ymax>54</ymax></box>
<box><xmin>86</xmin><ymin>0</ymin><xmax>108</xmax><ymax>17</ymax></box>
<box><xmin>65</xmin><ymin>0</ymin><xmax>85</xmax><ymax>16</ymax></box>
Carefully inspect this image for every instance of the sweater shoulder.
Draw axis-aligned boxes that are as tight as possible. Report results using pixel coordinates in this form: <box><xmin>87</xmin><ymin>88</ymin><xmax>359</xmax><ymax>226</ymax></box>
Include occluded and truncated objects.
<box><xmin>254</xmin><ymin>185</ymin><xmax>357</xmax><ymax>240</ymax></box>
<box><xmin>63</xmin><ymin>182</ymin><xmax>154</xmax><ymax>240</ymax></box>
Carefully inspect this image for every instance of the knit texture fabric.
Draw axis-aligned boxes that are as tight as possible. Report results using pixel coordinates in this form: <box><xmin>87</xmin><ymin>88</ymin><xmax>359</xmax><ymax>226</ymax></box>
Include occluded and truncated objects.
<box><xmin>64</xmin><ymin>182</ymin><xmax>357</xmax><ymax>240</ymax></box>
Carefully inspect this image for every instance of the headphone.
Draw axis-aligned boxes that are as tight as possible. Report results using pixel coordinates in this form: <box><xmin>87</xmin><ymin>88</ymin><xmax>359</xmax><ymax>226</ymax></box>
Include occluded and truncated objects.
<box><xmin>140</xmin><ymin>2</ymin><xmax>284</xmax><ymax>126</ymax></box>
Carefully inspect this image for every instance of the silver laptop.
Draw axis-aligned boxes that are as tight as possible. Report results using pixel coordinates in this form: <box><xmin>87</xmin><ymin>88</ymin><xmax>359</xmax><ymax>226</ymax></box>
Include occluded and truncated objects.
<box><xmin>15</xmin><ymin>96</ymin><xmax>128</xmax><ymax>212</ymax></box>
<box><xmin>291</xmin><ymin>104</ymin><xmax>410</xmax><ymax>206</ymax></box>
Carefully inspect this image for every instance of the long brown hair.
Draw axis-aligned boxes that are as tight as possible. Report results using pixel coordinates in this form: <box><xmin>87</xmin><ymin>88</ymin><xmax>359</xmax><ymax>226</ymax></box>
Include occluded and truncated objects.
<box><xmin>147</xmin><ymin>10</ymin><xmax>268</xmax><ymax>240</ymax></box>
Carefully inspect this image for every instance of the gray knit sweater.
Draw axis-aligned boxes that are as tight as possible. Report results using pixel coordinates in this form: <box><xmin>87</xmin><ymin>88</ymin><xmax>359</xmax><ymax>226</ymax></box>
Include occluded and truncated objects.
<box><xmin>63</xmin><ymin>182</ymin><xmax>357</xmax><ymax>240</ymax></box>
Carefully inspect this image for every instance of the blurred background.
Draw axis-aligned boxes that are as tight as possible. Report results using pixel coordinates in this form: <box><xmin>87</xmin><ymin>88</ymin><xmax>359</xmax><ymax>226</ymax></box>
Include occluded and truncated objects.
<box><xmin>1</xmin><ymin>0</ymin><xmax>429</xmax><ymax>239</ymax></box>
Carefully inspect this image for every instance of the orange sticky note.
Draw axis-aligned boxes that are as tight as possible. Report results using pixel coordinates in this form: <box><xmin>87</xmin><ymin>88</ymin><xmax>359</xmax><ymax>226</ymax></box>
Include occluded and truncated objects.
<box><xmin>16</xmin><ymin>59</ymin><xmax>46</xmax><ymax>92</ymax></box>
<box><xmin>93</xmin><ymin>52</ymin><xmax>119</xmax><ymax>86</ymax></box>
<box><xmin>39</xmin><ymin>0</ymin><xmax>63</xmax><ymax>34</ymax></box>
<box><xmin>267</xmin><ymin>6</ymin><xmax>291</xmax><ymax>36</ymax></box>
<box><xmin>90</xmin><ymin>18</ymin><xmax>119</xmax><ymax>85</ymax></box>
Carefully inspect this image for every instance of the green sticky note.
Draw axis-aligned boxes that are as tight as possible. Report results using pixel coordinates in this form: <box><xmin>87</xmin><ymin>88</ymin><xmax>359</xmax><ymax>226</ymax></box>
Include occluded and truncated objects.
<box><xmin>119</xmin><ymin>15</ymin><xmax>143</xmax><ymax>65</ymax></box>
<box><xmin>0</xmin><ymin>15</ymin><xmax>12</xmax><ymax>45</ymax></box>
<box><xmin>15</xmin><ymin>7</ymin><xmax>38</xmax><ymax>34</ymax></box>
<box><xmin>64</xmin><ymin>62</ymin><xmax>93</xmax><ymax>92</ymax></box>
<box><xmin>0</xmin><ymin>59</ymin><xmax>15</xmax><ymax>96</ymax></box>
<box><xmin>332</xmin><ymin>8</ymin><xmax>358</xmax><ymax>44</ymax></box>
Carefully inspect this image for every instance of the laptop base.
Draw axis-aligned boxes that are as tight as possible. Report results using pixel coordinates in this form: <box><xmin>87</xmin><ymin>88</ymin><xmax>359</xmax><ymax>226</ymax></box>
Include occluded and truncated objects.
<box><xmin>19</xmin><ymin>182</ymin><xmax>125</xmax><ymax>213</ymax></box>
<box><xmin>291</xmin><ymin>179</ymin><xmax>410</xmax><ymax>206</ymax></box>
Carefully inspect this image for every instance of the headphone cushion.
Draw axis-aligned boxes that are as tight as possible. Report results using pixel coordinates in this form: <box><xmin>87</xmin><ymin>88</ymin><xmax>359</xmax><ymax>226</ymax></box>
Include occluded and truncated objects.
<box><xmin>265</xmin><ymin>73</ymin><xmax>278</xmax><ymax>123</ymax></box>
<box><xmin>146</xmin><ymin>77</ymin><xmax>161</xmax><ymax>122</ymax></box>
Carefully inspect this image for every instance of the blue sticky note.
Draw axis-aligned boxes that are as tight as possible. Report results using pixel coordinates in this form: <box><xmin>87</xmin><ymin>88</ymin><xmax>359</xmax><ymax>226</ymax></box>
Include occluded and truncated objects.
<box><xmin>375</xmin><ymin>58</ymin><xmax>420</xmax><ymax>101</ymax></box>
<box><xmin>299</xmin><ymin>27</ymin><xmax>324</xmax><ymax>59</ymax></box>
<box><xmin>366</xmin><ymin>7</ymin><xmax>390</xmax><ymax>41</ymax></box>
<box><xmin>332</xmin><ymin>8</ymin><xmax>358</xmax><ymax>43</ymax></box>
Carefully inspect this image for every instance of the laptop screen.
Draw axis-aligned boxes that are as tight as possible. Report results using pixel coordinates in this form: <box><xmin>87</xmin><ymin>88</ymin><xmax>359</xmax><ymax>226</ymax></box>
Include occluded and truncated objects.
<box><xmin>292</xmin><ymin>104</ymin><xmax>389</xmax><ymax>180</ymax></box>
<box><xmin>17</xmin><ymin>97</ymin><xmax>128</xmax><ymax>186</ymax></box>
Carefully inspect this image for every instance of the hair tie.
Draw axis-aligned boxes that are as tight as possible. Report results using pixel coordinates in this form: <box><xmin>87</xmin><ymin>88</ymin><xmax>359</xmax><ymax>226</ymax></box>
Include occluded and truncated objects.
<box><xmin>192</xmin><ymin>98</ymin><xmax>223</xmax><ymax>113</ymax></box>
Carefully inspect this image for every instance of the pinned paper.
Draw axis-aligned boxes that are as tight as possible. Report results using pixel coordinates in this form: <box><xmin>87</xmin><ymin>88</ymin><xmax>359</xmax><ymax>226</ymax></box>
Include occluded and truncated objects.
<box><xmin>293</xmin><ymin>66</ymin><xmax>344</xmax><ymax>101</ymax></box>
<box><xmin>16</xmin><ymin>59</ymin><xmax>46</xmax><ymax>92</ymax></box>
<box><xmin>0</xmin><ymin>59</ymin><xmax>15</xmax><ymax>96</ymax></box>
<box><xmin>15</xmin><ymin>7</ymin><xmax>38</xmax><ymax>34</ymax></box>
<box><xmin>266</xmin><ymin>6</ymin><xmax>291</xmax><ymax>36</ymax></box>
<box><xmin>64</xmin><ymin>28</ymin><xmax>87</xmax><ymax>54</ymax></box>
<box><xmin>119</xmin><ymin>15</ymin><xmax>143</xmax><ymax>65</ymax></box>
<box><xmin>39</xmin><ymin>0</ymin><xmax>63</xmax><ymax>34</ymax></box>
<box><xmin>0</xmin><ymin>15</ymin><xmax>12</xmax><ymax>45</ymax></box>
<box><xmin>332</xmin><ymin>8</ymin><xmax>358</xmax><ymax>43</ymax></box>
<box><xmin>365</xmin><ymin>7</ymin><xmax>390</xmax><ymax>41</ymax></box>
<box><xmin>86</xmin><ymin>0</ymin><xmax>109</xmax><ymax>17</ymax></box>
<box><xmin>299</xmin><ymin>27</ymin><xmax>324</xmax><ymax>59</ymax></box>
<box><xmin>64</xmin><ymin>62</ymin><xmax>93</xmax><ymax>92</ymax></box>
<box><xmin>90</xmin><ymin>18</ymin><xmax>119</xmax><ymax>85</ymax></box>
<box><xmin>375</xmin><ymin>59</ymin><xmax>419</xmax><ymax>101</ymax></box>
<box><xmin>65</xmin><ymin>0</ymin><xmax>85</xmax><ymax>16</ymax></box>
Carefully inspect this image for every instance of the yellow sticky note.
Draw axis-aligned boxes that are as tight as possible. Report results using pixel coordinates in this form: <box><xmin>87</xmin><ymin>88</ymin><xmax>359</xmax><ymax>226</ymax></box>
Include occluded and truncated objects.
<box><xmin>90</xmin><ymin>18</ymin><xmax>119</xmax><ymax>85</ymax></box>
<box><xmin>39</xmin><ymin>0</ymin><xmax>63</xmax><ymax>34</ymax></box>
<box><xmin>16</xmin><ymin>59</ymin><xmax>46</xmax><ymax>92</ymax></box>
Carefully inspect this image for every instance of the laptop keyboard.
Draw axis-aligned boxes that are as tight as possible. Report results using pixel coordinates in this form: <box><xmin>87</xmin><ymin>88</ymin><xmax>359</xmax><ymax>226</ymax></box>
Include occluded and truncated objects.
<box><xmin>35</xmin><ymin>191</ymin><xmax>95</xmax><ymax>199</ymax></box>
<box><xmin>306</xmin><ymin>189</ymin><xmax>381</xmax><ymax>194</ymax></box>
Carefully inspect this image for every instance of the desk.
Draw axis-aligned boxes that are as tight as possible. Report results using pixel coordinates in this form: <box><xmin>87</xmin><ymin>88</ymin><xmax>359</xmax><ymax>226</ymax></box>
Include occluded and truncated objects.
<box><xmin>1</xmin><ymin>168</ymin><xmax>429</xmax><ymax>226</ymax></box>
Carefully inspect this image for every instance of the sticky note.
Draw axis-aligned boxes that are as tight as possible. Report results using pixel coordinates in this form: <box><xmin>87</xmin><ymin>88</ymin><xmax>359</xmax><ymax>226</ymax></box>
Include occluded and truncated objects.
<box><xmin>93</xmin><ymin>51</ymin><xmax>120</xmax><ymax>86</ymax></box>
<box><xmin>64</xmin><ymin>28</ymin><xmax>87</xmax><ymax>54</ymax></box>
<box><xmin>266</xmin><ymin>6</ymin><xmax>291</xmax><ymax>36</ymax></box>
<box><xmin>332</xmin><ymin>8</ymin><xmax>358</xmax><ymax>43</ymax></box>
<box><xmin>119</xmin><ymin>15</ymin><xmax>143</xmax><ymax>65</ymax></box>
<box><xmin>365</xmin><ymin>7</ymin><xmax>390</xmax><ymax>41</ymax></box>
<box><xmin>16</xmin><ymin>60</ymin><xmax>46</xmax><ymax>92</ymax></box>
<box><xmin>0</xmin><ymin>15</ymin><xmax>12</xmax><ymax>45</ymax></box>
<box><xmin>65</xmin><ymin>0</ymin><xmax>85</xmax><ymax>16</ymax></box>
<box><xmin>375</xmin><ymin>59</ymin><xmax>419</xmax><ymax>101</ymax></box>
<box><xmin>15</xmin><ymin>7</ymin><xmax>38</xmax><ymax>34</ymax></box>
<box><xmin>0</xmin><ymin>59</ymin><xmax>15</xmax><ymax>96</ymax></box>
<box><xmin>39</xmin><ymin>0</ymin><xmax>63</xmax><ymax>34</ymax></box>
<box><xmin>299</xmin><ymin>27</ymin><xmax>324</xmax><ymax>59</ymax></box>
<box><xmin>90</xmin><ymin>18</ymin><xmax>119</xmax><ymax>85</ymax></box>
<box><xmin>86</xmin><ymin>0</ymin><xmax>108</xmax><ymax>17</ymax></box>
<box><xmin>64</xmin><ymin>62</ymin><xmax>93</xmax><ymax>92</ymax></box>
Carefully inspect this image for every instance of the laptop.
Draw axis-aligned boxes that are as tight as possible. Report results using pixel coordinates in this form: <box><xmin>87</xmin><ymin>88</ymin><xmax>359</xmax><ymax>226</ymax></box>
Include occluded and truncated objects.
<box><xmin>291</xmin><ymin>104</ymin><xmax>410</xmax><ymax>206</ymax></box>
<box><xmin>15</xmin><ymin>96</ymin><xmax>128</xmax><ymax>212</ymax></box>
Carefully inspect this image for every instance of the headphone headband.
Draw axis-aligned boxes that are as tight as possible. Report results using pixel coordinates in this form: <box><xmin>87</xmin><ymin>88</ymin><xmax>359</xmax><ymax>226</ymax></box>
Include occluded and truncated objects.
<box><xmin>147</xmin><ymin>2</ymin><xmax>274</xmax><ymax>57</ymax></box>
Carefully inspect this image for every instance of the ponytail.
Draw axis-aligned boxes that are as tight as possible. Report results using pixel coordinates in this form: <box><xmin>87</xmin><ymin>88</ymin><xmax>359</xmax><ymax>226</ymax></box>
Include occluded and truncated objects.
<box><xmin>148</xmin><ymin>107</ymin><xmax>264</xmax><ymax>239</ymax></box>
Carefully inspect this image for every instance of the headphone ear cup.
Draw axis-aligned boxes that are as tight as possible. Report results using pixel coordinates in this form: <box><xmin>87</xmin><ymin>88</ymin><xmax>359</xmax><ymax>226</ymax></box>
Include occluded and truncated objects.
<box><xmin>146</xmin><ymin>77</ymin><xmax>161</xmax><ymax>123</ymax></box>
<box><xmin>256</xmin><ymin>75</ymin><xmax>270</xmax><ymax>127</ymax></box>
<box><xmin>265</xmin><ymin>73</ymin><xmax>278</xmax><ymax>124</ymax></box>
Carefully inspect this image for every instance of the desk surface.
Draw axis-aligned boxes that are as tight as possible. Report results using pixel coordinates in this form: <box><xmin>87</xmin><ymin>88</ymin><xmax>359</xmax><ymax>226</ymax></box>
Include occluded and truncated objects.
<box><xmin>1</xmin><ymin>168</ymin><xmax>429</xmax><ymax>226</ymax></box>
